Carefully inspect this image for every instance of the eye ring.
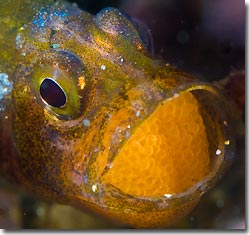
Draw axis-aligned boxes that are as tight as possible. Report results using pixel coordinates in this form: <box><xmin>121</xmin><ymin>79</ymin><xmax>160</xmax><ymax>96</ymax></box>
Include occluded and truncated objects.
<box><xmin>40</xmin><ymin>77</ymin><xmax>67</xmax><ymax>108</ymax></box>
<box><xmin>32</xmin><ymin>50</ymin><xmax>89</xmax><ymax>120</ymax></box>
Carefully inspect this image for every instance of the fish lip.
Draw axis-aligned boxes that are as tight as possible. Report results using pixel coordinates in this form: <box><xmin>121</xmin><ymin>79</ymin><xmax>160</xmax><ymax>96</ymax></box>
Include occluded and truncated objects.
<box><xmin>85</xmin><ymin>82</ymin><xmax>234</xmax><ymax>210</ymax></box>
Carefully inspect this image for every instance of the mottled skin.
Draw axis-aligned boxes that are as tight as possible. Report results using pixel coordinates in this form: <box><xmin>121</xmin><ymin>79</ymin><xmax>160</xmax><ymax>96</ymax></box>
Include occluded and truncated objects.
<box><xmin>0</xmin><ymin>0</ymin><xmax>238</xmax><ymax>228</ymax></box>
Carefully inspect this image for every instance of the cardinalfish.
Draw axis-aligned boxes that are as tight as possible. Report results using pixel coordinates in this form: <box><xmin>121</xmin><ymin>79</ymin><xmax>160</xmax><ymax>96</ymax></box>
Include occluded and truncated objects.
<box><xmin>0</xmin><ymin>0</ymin><xmax>241</xmax><ymax>228</ymax></box>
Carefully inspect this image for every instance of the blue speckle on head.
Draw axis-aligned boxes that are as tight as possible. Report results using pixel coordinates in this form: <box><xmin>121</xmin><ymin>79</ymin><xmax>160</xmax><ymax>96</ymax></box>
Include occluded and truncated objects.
<box><xmin>32</xmin><ymin>8</ymin><xmax>47</xmax><ymax>27</ymax></box>
<box><xmin>52</xmin><ymin>43</ymin><xmax>60</xmax><ymax>49</ymax></box>
<box><xmin>0</xmin><ymin>73</ymin><xmax>12</xmax><ymax>112</ymax></box>
<box><xmin>32</xmin><ymin>7</ymin><xmax>68</xmax><ymax>29</ymax></box>
<box><xmin>53</xmin><ymin>10</ymin><xmax>67</xmax><ymax>18</ymax></box>
<box><xmin>16</xmin><ymin>33</ymin><xmax>22</xmax><ymax>49</ymax></box>
<box><xmin>82</xmin><ymin>119</ymin><xmax>90</xmax><ymax>127</ymax></box>
<box><xmin>0</xmin><ymin>73</ymin><xmax>12</xmax><ymax>100</ymax></box>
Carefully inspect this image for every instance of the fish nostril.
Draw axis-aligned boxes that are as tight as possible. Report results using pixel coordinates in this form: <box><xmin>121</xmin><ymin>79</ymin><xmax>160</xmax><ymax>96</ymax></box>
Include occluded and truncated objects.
<box><xmin>40</xmin><ymin>78</ymin><xmax>67</xmax><ymax>108</ymax></box>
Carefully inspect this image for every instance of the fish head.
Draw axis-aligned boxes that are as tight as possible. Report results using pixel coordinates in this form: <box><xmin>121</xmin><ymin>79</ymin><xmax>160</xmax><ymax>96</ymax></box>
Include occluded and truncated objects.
<box><xmin>0</xmin><ymin>4</ymin><xmax>238</xmax><ymax>228</ymax></box>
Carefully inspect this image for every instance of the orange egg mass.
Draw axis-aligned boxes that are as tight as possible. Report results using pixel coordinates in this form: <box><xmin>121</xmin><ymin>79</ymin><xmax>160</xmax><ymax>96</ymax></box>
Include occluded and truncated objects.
<box><xmin>102</xmin><ymin>91</ymin><xmax>210</xmax><ymax>197</ymax></box>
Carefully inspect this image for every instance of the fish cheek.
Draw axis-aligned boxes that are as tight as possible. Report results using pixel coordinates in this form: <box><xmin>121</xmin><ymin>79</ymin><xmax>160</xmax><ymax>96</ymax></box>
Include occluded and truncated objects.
<box><xmin>12</xmin><ymin>79</ymin><xmax>66</xmax><ymax>196</ymax></box>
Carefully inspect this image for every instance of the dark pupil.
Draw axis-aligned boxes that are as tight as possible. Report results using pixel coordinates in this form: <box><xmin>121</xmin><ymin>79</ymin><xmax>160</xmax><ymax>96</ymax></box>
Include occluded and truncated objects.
<box><xmin>40</xmin><ymin>78</ymin><xmax>66</xmax><ymax>108</ymax></box>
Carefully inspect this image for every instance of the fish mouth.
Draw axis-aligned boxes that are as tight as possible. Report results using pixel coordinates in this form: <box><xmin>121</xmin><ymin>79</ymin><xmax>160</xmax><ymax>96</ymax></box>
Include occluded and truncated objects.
<box><xmin>103</xmin><ymin>91</ymin><xmax>212</xmax><ymax>197</ymax></box>
<box><xmin>90</xmin><ymin>83</ymin><xmax>233</xmax><ymax>202</ymax></box>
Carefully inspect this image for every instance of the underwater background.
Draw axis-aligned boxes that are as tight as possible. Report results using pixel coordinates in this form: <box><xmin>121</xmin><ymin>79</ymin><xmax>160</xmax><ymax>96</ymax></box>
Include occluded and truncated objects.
<box><xmin>0</xmin><ymin>0</ymin><xmax>245</xmax><ymax>229</ymax></box>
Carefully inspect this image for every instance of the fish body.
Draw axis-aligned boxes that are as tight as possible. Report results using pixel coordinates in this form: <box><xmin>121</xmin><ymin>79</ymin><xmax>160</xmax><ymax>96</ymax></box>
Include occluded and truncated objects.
<box><xmin>0</xmin><ymin>0</ymin><xmax>239</xmax><ymax>228</ymax></box>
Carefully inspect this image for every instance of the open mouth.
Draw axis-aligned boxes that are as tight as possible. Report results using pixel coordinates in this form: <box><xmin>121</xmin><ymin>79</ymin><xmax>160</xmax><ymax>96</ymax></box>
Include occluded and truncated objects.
<box><xmin>59</xmin><ymin>83</ymin><xmax>233</xmax><ymax>228</ymax></box>
<box><xmin>97</xmin><ymin>86</ymin><xmax>230</xmax><ymax>199</ymax></box>
<box><xmin>102</xmin><ymin>91</ymin><xmax>210</xmax><ymax>197</ymax></box>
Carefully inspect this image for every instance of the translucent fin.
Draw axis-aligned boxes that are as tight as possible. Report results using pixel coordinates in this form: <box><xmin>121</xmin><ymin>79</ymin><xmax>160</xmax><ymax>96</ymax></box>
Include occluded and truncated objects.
<box><xmin>127</xmin><ymin>16</ymin><xmax>154</xmax><ymax>55</ymax></box>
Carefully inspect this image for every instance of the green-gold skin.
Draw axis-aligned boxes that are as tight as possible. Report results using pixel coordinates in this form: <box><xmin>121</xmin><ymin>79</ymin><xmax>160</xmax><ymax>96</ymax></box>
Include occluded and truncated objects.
<box><xmin>0</xmin><ymin>0</ymin><xmax>239</xmax><ymax>228</ymax></box>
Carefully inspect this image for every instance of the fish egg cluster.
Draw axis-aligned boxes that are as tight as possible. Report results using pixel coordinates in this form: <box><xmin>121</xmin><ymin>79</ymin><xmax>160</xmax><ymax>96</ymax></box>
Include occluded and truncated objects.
<box><xmin>102</xmin><ymin>92</ymin><xmax>210</xmax><ymax>197</ymax></box>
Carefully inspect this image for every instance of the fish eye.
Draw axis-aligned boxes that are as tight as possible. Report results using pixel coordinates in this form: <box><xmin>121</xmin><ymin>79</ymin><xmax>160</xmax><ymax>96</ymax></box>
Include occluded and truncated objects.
<box><xmin>40</xmin><ymin>78</ymin><xmax>67</xmax><ymax>108</ymax></box>
<box><xmin>32</xmin><ymin>50</ymin><xmax>90</xmax><ymax>120</ymax></box>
